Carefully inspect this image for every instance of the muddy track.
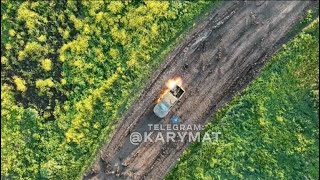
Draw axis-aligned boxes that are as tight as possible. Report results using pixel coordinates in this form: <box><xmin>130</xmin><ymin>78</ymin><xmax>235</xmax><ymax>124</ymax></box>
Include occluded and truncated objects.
<box><xmin>83</xmin><ymin>1</ymin><xmax>316</xmax><ymax>180</ymax></box>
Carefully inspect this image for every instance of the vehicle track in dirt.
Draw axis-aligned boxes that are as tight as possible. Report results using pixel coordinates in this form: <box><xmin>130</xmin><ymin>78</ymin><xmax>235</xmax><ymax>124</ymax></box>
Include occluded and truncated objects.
<box><xmin>83</xmin><ymin>1</ymin><xmax>317</xmax><ymax>179</ymax></box>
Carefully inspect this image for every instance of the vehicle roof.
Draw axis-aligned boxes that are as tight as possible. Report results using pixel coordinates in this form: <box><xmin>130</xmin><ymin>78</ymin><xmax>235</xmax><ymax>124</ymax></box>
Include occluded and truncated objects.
<box><xmin>153</xmin><ymin>101</ymin><xmax>170</xmax><ymax>118</ymax></box>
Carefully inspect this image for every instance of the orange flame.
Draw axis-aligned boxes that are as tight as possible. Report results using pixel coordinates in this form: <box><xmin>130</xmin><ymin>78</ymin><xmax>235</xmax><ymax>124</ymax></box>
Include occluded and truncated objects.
<box><xmin>157</xmin><ymin>89</ymin><xmax>170</xmax><ymax>103</ymax></box>
<box><xmin>157</xmin><ymin>77</ymin><xmax>183</xmax><ymax>103</ymax></box>
<box><xmin>165</xmin><ymin>77</ymin><xmax>182</xmax><ymax>90</ymax></box>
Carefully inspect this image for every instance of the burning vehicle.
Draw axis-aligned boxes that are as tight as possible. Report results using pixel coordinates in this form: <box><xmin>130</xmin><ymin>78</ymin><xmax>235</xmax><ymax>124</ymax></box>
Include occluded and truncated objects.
<box><xmin>153</xmin><ymin>77</ymin><xmax>185</xmax><ymax>118</ymax></box>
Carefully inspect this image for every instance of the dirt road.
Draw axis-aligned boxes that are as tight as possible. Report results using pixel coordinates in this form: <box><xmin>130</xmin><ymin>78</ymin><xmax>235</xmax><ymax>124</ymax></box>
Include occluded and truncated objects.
<box><xmin>83</xmin><ymin>1</ymin><xmax>316</xmax><ymax>179</ymax></box>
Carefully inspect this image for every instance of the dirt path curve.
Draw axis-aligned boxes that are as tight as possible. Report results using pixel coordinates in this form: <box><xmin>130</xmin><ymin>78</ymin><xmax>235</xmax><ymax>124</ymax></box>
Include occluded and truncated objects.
<box><xmin>83</xmin><ymin>1</ymin><xmax>316</xmax><ymax>179</ymax></box>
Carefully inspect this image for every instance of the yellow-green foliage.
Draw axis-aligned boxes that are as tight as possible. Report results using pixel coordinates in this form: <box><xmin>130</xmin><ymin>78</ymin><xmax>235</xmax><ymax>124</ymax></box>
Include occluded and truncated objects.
<box><xmin>1</xmin><ymin>56</ymin><xmax>8</xmax><ymax>65</ymax></box>
<box><xmin>1</xmin><ymin>84</ymin><xmax>26</xmax><ymax>177</ymax></box>
<box><xmin>107</xmin><ymin>1</ymin><xmax>124</xmax><ymax>14</ymax></box>
<box><xmin>18</xmin><ymin>41</ymin><xmax>43</xmax><ymax>61</ymax></box>
<box><xmin>1</xmin><ymin>0</ymin><xmax>213</xmax><ymax>179</ymax></box>
<box><xmin>36</xmin><ymin>78</ymin><xmax>54</xmax><ymax>92</ymax></box>
<box><xmin>17</xmin><ymin>2</ymin><xmax>47</xmax><ymax>30</ymax></box>
<box><xmin>37</xmin><ymin>35</ymin><xmax>46</xmax><ymax>42</ymax></box>
<box><xmin>41</xmin><ymin>58</ymin><xmax>52</xmax><ymax>71</ymax></box>
<box><xmin>13</xmin><ymin>76</ymin><xmax>27</xmax><ymax>92</ymax></box>
<box><xmin>8</xmin><ymin>29</ymin><xmax>16</xmax><ymax>36</ymax></box>
<box><xmin>109</xmin><ymin>48</ymin><xmax>119</xmax><ymax>59</ymax></box>
<box><xmin>60</xmin><ymin>78</ymin><xmax>67</xmax><ymax>85</ymax></box>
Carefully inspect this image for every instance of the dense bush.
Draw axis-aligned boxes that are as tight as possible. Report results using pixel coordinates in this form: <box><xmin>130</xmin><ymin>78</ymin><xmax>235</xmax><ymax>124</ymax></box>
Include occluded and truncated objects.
<box><xmin>166</xmin><ymin>19</ymin><xmax>319</xmax><ymax>180</ymax></box>
<box><xmin>1</xmin><ymin>1</ymin><xmax>213</xmax><ymax>179</ymax></box>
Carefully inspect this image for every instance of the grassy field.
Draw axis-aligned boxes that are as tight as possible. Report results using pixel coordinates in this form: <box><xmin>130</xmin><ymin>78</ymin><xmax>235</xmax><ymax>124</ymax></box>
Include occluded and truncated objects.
<box><xmin>1</xmin><ymin>1</ymin><xmax>215</xmax><ymax>179</ymax></box>
<box><xmin>166</xmin><ymin>18</ymin><xmax>319</xmax><ymax>180</ymax></box>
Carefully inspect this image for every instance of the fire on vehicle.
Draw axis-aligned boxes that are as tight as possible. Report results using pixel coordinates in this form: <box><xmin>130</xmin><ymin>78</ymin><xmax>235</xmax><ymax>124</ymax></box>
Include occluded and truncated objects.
<box><xmin>153</xmin><ymin>77</ymin><xmax>185</xmax><ymax>118</ymax></box>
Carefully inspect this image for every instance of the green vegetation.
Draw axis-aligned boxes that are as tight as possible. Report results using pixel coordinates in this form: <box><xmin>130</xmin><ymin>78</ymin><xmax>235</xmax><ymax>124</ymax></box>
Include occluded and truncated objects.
<box><xmin>166</xmin><ymin>18</ymin><xmax>319</xmax><ymax>180</ymax></box>
<box><xmin>1</xmin><ymin>1</ymin><xmax>214</xmax><ymax>179</ymax></box>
